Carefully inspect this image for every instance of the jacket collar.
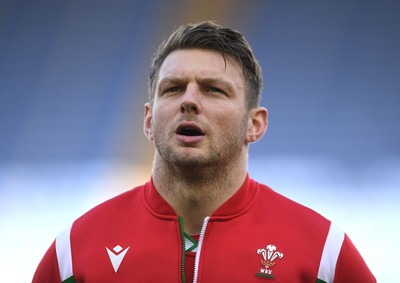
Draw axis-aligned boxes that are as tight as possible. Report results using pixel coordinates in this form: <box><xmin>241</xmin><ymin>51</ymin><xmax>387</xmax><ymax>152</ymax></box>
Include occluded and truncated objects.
<box><xmin>144</xmin><ymin>174</ymin><xmax>258</xmax><ymax>220</ymax></box>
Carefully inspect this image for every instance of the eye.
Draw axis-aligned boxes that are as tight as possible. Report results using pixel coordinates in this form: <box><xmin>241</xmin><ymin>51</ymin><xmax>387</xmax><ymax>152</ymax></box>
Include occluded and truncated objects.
<box><xmin>204</xmin><ymin>86</ymin><xmax>226</xmax><ymax>95</ymax></box>
<box><xmin>163</xmin><ymin>86</ymin><xmax>184</xmax><ymax>94</ymax></box>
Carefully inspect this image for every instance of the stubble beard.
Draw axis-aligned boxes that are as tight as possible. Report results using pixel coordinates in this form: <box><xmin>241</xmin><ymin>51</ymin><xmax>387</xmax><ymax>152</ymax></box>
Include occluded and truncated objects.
<box><xmin>153</xmin><ymin>116</ymin><xmax>248</xmax><ymax>177</ymax></box>
<box><xmin>151</xmin><ymin>115</ymin><xmax>250</xmax><ymax>204</ymax></box>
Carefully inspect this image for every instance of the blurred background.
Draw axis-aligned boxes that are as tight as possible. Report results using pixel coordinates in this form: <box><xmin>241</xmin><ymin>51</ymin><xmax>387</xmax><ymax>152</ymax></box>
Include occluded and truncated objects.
<box><xmin>0</xmin><ymin>0</ymin><xmax>399</xmax><ymax>281</ymax></box>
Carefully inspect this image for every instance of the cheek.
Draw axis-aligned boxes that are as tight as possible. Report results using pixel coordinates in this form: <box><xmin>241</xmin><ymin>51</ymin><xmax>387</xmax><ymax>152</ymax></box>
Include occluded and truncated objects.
<box><xmin>151</xmin><ymin>105</ymin><xmax>176</xmax><ymax>134</ymax></box>
<box><xmin>152</xmin><ymin>104</ymin><xmax>171</xmax><ymax>122</ymax></box>
<box><xmin>210</xmin><ymin>113</ymin><xmax>241</xmax><ymax>138</ymax></box>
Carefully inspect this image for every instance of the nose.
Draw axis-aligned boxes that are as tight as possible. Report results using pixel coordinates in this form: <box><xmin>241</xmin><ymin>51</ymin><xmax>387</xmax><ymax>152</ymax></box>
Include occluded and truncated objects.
<box><xmin>180</xmin><ymin>84</ymin><xmax>201</xmax><ymax>114</ymax></box>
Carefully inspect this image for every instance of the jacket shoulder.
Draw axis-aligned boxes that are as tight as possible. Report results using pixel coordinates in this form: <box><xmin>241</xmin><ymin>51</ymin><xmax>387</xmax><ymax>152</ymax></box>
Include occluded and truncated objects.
<box><xmin>256</xmin><ymin>182</ymin><xmax>330</xmax><ymax>223</ymax></box>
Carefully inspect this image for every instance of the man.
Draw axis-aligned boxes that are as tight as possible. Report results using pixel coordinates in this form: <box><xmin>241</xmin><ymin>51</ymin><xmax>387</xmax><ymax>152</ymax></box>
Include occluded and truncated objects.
<box><xmin>33</xmin><ymin>21</ymin><xmax>376</xmax><ymax>283</ymax></box>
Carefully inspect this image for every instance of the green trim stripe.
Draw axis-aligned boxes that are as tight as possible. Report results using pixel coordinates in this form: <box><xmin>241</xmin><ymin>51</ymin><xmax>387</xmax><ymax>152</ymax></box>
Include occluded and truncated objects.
<box><xmin>62</xmin><ymin>275</ymin><xmax>77</xmax><ymax>283</ymax></box>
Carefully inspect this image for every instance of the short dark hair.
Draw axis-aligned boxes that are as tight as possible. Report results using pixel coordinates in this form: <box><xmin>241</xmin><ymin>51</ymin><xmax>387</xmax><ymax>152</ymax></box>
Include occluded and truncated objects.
<box><xmin>148</xmin><ymin>21</ymin><xmax>263</xmax><ymax>109</ymax></box>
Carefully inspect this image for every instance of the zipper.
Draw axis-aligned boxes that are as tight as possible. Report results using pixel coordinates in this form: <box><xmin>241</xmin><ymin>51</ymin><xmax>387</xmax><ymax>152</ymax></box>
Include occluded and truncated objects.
<box><xmin>192</xmin><ymin>216</ymin><xmax>210</xmax><ymax>283</ymax></box>
<box><xmin>178</xmin><ymin>217</ymin><xmax>186</xmax><ymax>283</ymax></box>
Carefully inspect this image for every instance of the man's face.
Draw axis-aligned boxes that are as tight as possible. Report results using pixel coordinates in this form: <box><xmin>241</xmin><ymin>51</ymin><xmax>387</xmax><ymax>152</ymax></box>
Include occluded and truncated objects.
<box><xmin>144</xmin><ymin>48</ymin><xmax>250</xmax><ymax>168</ymax></box>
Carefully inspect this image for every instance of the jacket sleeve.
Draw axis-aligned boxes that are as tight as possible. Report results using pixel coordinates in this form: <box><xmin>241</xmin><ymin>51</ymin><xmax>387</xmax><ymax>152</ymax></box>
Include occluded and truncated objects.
<box><xmin>32</xmin><ymin>241</ymin><xmax>62</xmax><ymax>283</ymax></box>
<box><xmin>333</xmin><ymin>234</ymin><xmax>376</xmax><ymax>283</ymax></box>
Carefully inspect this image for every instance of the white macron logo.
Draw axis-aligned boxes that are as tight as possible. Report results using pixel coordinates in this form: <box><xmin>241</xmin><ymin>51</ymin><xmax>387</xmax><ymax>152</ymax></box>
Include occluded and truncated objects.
<box><xmin>106</xmin><ymin>245</ymin><xmax>130</xmax><ymax>272</ymax></box>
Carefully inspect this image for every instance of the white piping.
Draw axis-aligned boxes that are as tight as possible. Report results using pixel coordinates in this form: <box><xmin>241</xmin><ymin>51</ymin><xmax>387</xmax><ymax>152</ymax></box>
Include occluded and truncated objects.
<box><xmin>55</xmin><ymin>223</ymin><xmax>74</xmax><ymax>281</ymax></box>
<box><xmin>317</xmin><ymin>222</ymin><xmax>345</xmax><ymax>283</ymax></box>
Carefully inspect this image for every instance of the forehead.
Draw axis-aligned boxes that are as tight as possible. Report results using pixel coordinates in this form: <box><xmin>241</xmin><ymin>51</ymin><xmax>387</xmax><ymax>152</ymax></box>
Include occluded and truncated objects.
<box><xmin>157</xmin><ymin>48</ymin><xmax>245</xmax><ymax>88</ymax></box>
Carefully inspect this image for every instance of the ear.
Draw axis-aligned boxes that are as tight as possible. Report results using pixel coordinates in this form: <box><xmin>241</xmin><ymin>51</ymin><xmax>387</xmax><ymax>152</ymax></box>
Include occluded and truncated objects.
<box><xmin>143</xmin><ymin>103</ymin><xmax>154</xmax><ymax>141</ymax></box>
<box><xmin>245</xmin><ymin>107</ymin><xmax>268</xmax><ymax>143</ymax></box>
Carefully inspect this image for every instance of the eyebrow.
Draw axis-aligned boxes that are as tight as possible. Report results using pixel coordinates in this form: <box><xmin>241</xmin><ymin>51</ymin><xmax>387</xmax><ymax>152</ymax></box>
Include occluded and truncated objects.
<box><xmin>158</xmin><ymin>77</ymin><xmax>188</xmax><ymax>87</ymax></box>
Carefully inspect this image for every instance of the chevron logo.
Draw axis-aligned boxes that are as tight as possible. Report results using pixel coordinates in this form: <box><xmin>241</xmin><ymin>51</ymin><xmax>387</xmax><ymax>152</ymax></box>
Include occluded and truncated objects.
<box><xmin>106</xmin><ymin>245</ymin><xmax>130</xmax><ymax>272</ymax></box>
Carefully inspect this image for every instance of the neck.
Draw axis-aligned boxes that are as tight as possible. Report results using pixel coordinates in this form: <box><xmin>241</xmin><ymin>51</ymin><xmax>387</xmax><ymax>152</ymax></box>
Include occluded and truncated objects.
<box><xmin>151</xmin><ymin>152</ymin><xmax>248</xmax><ymax>235</ymax></box>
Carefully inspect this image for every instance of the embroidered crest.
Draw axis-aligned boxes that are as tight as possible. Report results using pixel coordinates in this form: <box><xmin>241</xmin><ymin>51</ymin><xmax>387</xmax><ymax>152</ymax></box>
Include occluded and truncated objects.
<box><xmin>256</xmin><ymin>244</ymin><xmax>284</xmax><ymax>279</ymax></box>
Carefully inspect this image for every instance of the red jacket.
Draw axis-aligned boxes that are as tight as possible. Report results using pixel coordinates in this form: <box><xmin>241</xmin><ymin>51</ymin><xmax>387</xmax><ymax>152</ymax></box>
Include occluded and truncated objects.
<box><xmin>33</xmin><ymin>176</ymin><xmax>376</xmax><ymax>282</ymax></box>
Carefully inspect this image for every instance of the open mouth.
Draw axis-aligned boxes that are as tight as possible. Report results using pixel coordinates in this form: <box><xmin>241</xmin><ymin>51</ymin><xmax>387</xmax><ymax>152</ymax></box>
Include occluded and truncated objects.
<box><xmin>179</xmin><ymin>128</ymin><xmax>203</xmax><ymax>136</ymax></box>
<box><xmin>176</xmin><ymin>124</ymin><xmax>205</xmax><ymax>137</ymax></box>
